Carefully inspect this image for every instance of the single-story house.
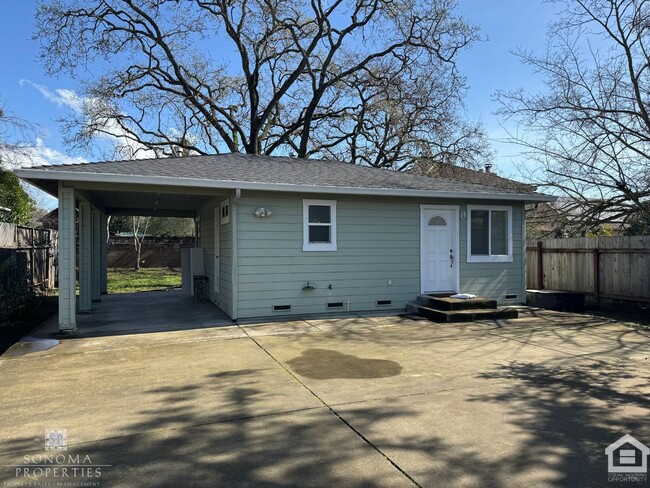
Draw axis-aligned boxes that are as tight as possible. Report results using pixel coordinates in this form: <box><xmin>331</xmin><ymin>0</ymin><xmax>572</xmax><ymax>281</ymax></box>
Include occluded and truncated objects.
<box><xmin>15</xmin><ymin>154</ymin><xmax>555</xmax><ymax>333</ymax></box>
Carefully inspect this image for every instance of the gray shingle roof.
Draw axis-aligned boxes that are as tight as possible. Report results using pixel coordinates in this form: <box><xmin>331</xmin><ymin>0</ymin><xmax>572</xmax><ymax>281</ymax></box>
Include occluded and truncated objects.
<box><xmin>22</xmin><ymin>153</ymin><xmax>550</xmax><ymax>198</ymax></box>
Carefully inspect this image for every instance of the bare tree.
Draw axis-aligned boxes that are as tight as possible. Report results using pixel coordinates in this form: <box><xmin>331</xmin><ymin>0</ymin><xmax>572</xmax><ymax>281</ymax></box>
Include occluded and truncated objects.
<box><xmin>496</xmin><ymin>0</ymin><xmax>650</xmax><ymax>233</ymax></box>
<box><xmin>317</xmin><ymin>68</ymin><xmax>494</xmax><ymax>169</ymax></box>
<box><xmin>36</xmin><ymin>0</ymin><xmax>488</xmax><ymax>169</ymax></box>
<box><xmin>132</xmin><ymin>216</ymin><xmax>151</xmax><ymax>271</ymax></box>
<box><xmin>0</xmin><ymin>98</ymin><xmax>37</xmax><ymax>169</ymax></box>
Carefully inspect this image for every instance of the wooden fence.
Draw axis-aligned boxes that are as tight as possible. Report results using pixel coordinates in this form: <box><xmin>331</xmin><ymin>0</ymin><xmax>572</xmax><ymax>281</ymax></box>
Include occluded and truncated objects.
<box><xmin>0</xmin><ymin>222</ymin><xmax>58</xmax><ymax>290</ymax></box>
<box><xmin>108</xmin><ymin>236</ymin><xmax>194</xmax><ymax>268</ymax></box>
<box><xmin>526</xmin><ymin>236</ymin><xmax>650</xmax><ymax>304</ymax></box>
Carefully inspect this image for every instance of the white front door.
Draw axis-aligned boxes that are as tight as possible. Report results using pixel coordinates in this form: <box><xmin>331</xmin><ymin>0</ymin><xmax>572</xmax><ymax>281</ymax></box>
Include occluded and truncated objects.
<box><xmin>213</xmin><ymin>207</ymin><xmax>220</xmax><ymax>294</ymax></box>
<box><xmin>421</xmin><ymin>206</ymin><xmax>458</xmax><ymax>293</ymax></box>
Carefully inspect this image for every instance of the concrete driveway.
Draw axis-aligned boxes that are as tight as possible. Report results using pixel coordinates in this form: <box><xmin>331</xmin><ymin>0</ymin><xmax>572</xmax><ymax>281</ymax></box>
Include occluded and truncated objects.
<box><xmin>0</xmin><ymin>308</ymin><xmax>649</xmax><ymax>487</ymax></box>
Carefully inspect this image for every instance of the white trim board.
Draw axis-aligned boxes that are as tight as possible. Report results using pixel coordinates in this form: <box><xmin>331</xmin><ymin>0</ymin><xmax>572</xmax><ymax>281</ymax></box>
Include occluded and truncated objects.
<box><xmin>302</xmin><ymin>199</ymin><xmax>337</xmax><ymax>252</ymax></box>
<box><xmin>466</xmin><ymin>205</ymin><xmax>514</xmax><ymax>263</ymax></box>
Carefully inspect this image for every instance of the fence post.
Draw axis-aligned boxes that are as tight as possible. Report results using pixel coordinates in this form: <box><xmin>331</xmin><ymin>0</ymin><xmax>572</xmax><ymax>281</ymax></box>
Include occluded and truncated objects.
<box><xmin>45</xmin><ymin>229</ymin><xmax>51</xmax><ymax>288</ymax></box>
<box><xmin>29</xmin><ymin>227</ymin><xmax>35</xmax><ymax>288</ymax></box>
<box><xmin>537</xmin><ymin>241</ymin><xmax>544</xmax><ymax>290</ymax></box>
<box><xmin>593</xmin><ymin>248</ymin><xmax>600</xmax><ymax>307</ymax></box>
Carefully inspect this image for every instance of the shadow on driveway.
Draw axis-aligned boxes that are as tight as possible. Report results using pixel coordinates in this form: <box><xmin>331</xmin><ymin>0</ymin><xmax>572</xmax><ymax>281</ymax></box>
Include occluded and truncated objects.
<box><xmin>1</xmin><ymin>308</ymin><xmax>649</xmax><ymax>487</ymax></box>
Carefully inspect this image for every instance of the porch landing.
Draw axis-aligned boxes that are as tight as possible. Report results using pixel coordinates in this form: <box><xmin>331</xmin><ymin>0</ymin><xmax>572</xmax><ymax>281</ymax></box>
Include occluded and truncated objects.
<box><xmin>406</xmin><ymin>295</ymin><xmax>519</xmax><ymax>322</ymax></box>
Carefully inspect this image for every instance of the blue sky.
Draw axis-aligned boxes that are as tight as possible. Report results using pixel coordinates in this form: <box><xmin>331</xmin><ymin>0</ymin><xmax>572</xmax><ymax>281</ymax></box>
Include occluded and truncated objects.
<box><xmin>1</xmin><ymin>0</ymin><xmax>562</xmax><ymax>207</ymax></box>
<box><xmin>456</xmin><ymin>0</ymin><xmax>563</xmax><ymax>176</ymax></box>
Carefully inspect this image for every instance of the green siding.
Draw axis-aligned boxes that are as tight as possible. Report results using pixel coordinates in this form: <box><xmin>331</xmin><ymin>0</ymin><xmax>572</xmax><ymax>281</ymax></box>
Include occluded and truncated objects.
<box><xmin>235</xmin><ymin>192</ymin><xmax>526</xmax><ymax>319</ymax></box>
<box><xmin>459</xmin><ymin>203</ymin><xmax>526</xmax><ymax>303</ymax></box>
<box><xmin>198</xmin><ymin>197</ymin><xmax>234</xmax><ymax>318</ymax></box>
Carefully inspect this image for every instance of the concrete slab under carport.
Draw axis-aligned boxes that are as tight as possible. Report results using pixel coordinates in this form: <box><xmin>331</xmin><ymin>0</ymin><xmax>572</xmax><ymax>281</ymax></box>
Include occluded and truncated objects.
<box><xmin>1</xmin><ymin>308</ymin><xmax>649</xmax><ymax>487</ymax></box>
<box><xmin>74</xmin><ymin>289</ymin><xmax>233</xmax><ymax>336</ymax></box>
<box><xmin>22</xmin><ymin>290</ymin><xmax>233</xmax><ymax>340</ymax></box>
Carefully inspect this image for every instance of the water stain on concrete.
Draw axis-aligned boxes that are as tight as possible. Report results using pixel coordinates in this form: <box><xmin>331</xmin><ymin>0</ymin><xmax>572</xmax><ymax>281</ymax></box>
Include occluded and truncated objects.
<box><xmin>286</xmin><ymin>348</ymin><xmax>402</xmax><ymax>380</ymax></box>
<box><xmin>3</xmin><ymin>338</ymin><xmax>60</xmax><ymax>357</ymax></box>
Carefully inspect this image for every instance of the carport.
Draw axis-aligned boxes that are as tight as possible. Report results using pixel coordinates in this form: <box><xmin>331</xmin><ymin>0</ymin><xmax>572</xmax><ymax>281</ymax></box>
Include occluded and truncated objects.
<box><xmin>17</xmin><ymin>170</ymin><xmax>232</xmax><ymax>335</ymax></box>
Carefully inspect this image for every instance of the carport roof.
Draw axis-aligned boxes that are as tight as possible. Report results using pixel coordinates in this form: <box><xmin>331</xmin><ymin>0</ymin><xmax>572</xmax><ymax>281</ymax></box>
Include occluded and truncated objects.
<box><xmin>15</xmin><ymin>153</ymin><xmax>556</xmax><ymax>202</ymax></box>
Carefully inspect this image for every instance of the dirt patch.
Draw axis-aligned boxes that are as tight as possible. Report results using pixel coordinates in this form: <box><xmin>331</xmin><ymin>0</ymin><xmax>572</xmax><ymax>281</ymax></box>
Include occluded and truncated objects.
<box><xmin>286</xmin><ymin>348</ymin><xmax>402</xmax><ymax>380</ymax></box>
<box><xmin>585</xmin><ymin>307</ymin><xmax>650</xmax><ymax>333</ymax></box>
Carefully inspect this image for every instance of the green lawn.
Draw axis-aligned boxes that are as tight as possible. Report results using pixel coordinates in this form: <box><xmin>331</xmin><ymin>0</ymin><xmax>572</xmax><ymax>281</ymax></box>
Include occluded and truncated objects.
<box><xmin>108</xmin><ymin>267</ymin><xmax>182</xmax><ymax>294</ymax></box>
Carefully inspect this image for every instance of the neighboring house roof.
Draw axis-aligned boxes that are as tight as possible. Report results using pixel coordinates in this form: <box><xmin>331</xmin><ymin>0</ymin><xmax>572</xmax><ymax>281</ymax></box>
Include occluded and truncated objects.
<box><xmin>528</xmin><ymin>197</ymin><xmax>629</xmax><ymax>235</ymax></box>
<box><xmin>38</xmin><ymin>208</ymin><xmax>59</xmax><ymax>230</ymax></box>
<box><xmin>16</xmin><ymin>154</ymin><xmax>555</xmax><ymax>202</ymax></box>
<box><xmin>410</xmin><ymin>160</ymin><xmax>537</xmax><ymax>193</ymax></box>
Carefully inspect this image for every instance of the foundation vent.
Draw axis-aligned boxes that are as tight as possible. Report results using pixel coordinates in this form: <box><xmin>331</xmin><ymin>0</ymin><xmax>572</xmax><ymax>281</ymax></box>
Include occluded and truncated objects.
<box><xmin>376</xmin><ymin>300</ymin><xmax>392</xmax><ymax>306</ymax></box>
<box><xmin>327</xmin><ymin>302</ymin><xmax>344</xmax><ymax>309</ymax></box>
<box><xmin>273</xmin><ymin>304</ymin><xmax>291</xmax><ymax>312</ymax></box>
<box><xmin>505</xmin><ymin>294</ymin><xmax>518</xmax><ymax>300</ymax></box>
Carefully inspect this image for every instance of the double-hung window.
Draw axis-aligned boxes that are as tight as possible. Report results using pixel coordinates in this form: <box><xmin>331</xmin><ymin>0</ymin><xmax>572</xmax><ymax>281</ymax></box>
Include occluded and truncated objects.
<box><xmin>303</xmin><ymin>200</ymin><xmax>337</xmax><ymax>251</ymax></box>
<box><xmin>467</xmin><ymin>205</ymin><xmax>513</xmax><ymax>263</ymax></box>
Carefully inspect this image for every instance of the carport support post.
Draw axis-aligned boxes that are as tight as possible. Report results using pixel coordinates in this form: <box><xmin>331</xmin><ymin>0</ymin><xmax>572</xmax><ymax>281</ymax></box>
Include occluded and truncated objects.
<box><xmin>91</xmin><ymin>208</ymin><xmax>101</xmax><ymax>302</ymax></box>
<box><xmin>536</xmin><ymin>241</ymin><xmax>544</xmax><ymax>290</ymax></box>
<box><xmin>57</xmin><ymin>184</ymin><xmax>77</xmax><ymax>333</ymax></box>
<box><xmin>78</xmin><ymin>201</ymin><xmax>92</xmax><ymax>313</ymax></box>
<box><xmin>100</xmin><ymin>213</ymin><xmax>108</xmax><ymax>295</ymax></box>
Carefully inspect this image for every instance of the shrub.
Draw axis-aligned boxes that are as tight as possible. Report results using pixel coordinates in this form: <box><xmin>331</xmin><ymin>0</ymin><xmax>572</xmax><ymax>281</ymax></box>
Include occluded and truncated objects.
<box><xmin>0</xmin><ymin>256</ymin><xmax>34</xmax><ymax>329</ymax></box>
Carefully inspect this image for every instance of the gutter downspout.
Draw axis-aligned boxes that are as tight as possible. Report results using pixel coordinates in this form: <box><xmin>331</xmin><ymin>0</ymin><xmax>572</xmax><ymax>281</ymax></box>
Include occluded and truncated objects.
<box><xmin>231</xmin><ymin>188</ymin><xmax>241</xmax><ymax>321</ymax></box>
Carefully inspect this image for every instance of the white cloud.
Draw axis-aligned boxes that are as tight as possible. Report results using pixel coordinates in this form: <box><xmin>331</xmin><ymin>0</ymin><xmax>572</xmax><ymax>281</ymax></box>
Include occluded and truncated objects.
<box><xmin>0</xmin><ymin>140</ymin><xmax>83</xmax><ymax>211</ymax></box>
<box><xmin>95</xmin><ymin>113</ymin><xmax>157</xmax><ymax>160</ymax></box>
<box><xmin>32</xmin><ymin>137</ymin><xmax>88</xmax><ymax>166</ymax></box>
<box><xmin>19</xmin><ymin>79</ymin><xmax>83</xmax><ymax>112</ymax></box>
<box><xmin>0</xmin><ymin>138</ymin><xmax>87</xmax><ymax>170</ymax></box>
<box><xmin>5</xmin><ymin>80</ymin><xmax>157</xmax><ymax>210</ymax></box>
<box><xmin>21</xmin><ymin>79</ymin><xmax>157</xmax><ymax>160</ymax></box>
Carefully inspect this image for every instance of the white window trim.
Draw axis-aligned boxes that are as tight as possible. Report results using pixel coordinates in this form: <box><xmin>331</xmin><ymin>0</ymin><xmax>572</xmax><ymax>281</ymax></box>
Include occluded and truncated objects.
<box><xmin>303</xmin><ymin>199</ymin><xmax>337</xmax><ymax>251</ymax></box>
<box><xmin>466</xmin><ymin>205</ymin><xmax>513</xmax><ymax>263</ymax></box>
<box><xmin>220</xmin><ymin>199</ymin><xmax>230</xmax><ymax>225</ymax></box>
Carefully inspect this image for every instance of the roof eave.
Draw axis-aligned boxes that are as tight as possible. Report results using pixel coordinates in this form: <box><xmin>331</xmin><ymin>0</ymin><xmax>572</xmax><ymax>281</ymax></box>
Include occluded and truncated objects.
<box><xmin>15</xmin><ymin>168</ymin><xmax>558</xmax><ymax>203</ymax></box>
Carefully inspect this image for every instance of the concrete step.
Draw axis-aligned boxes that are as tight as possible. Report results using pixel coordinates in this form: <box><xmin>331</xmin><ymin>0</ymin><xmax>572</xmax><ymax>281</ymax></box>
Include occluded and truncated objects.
<box><xmin>406</xmin><ymin>302</ymin><xmax>518</xmax><ymax>323</ymax></box>
<box><xmin>526</xmin><ymin>289</ymin><xmax>585</xmax><ymax>312</ymax></box>
<box><xmin>415</xmin><ymin>295</ymin><xmax>497</xmax><ymax>311</ymax></box>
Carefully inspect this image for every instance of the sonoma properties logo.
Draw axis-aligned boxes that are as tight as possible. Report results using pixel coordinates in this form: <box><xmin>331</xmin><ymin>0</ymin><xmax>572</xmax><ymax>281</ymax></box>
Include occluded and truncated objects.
<box><xmin>2</xmin><ymin>429</ymin><xmax>110</xmax><ymax>487</ymax></box>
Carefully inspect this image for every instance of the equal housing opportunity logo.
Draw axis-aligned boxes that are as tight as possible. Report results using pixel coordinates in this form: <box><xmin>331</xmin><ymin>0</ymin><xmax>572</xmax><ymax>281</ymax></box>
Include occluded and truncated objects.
<box><xmin>2</xmin><ymin>429</ymin><xmax>110</xmax><ymax>487</ymax></box>
<box><xmin>606</xmin><ymin>434</ymin><xmax>649</xmax><ymax>483</ymax></box>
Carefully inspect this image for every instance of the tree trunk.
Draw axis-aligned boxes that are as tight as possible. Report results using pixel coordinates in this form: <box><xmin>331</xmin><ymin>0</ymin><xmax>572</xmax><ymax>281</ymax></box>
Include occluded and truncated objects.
<box><xmin>131</xmin><ymin>216</ymin><xmax>150</xmax><ymax>271</ymax></box>
<box><xmin>134</xmin><ymin>239</ymin><xmax>142</xmax><ymax>271</ymax></box>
